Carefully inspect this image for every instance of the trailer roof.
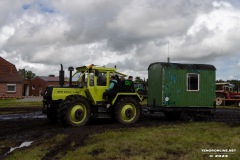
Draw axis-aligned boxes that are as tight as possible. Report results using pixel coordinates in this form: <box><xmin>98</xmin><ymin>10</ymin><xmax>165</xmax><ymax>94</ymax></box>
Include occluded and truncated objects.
<box><xmin>148</xmin><ymin>62</ymin><xmax>216</xmax><ymax>70</ymax></box>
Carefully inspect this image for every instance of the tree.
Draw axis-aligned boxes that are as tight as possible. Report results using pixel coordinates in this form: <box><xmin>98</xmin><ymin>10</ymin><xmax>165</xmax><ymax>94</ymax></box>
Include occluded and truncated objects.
<box><xmin>216</xmin><ymin>79</ymin><xmax>240</xmax><ymax>92</ymax></box>
<box><xmin>227</xmin><ymin>80</ymin><xmax>240</xmax><ymax>92</ymax></box>
<box><xmin>18</xmin><ymin>69</ymin><xmax>36</xmax><ymax>80</ymax></box>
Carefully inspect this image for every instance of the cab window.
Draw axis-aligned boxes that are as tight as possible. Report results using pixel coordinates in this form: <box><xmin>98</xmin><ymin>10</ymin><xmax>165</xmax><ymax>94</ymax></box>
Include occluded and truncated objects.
<box><xmin>85</xmin><ymin>71</ymin><xmax>95</xmax><ymax>86</ymax></box>
<box><xmin>97</xmin><ymin>72</ymin><xmax>107</xmax><ymax>86</ymax></box>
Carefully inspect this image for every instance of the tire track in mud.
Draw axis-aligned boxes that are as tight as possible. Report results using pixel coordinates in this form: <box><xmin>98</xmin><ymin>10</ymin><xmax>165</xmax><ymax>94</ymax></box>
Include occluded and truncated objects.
<box><xmin>41</xmin><ymin>120</ymin><xmax>140</xmax><ymax>160</ymax></box>
<box><xmin>0</xmin><ymin>108</ymin><xmax>240</xmax><ymax>159</ymax></box>
<box><xmin>41</xmin><ymin>133</ymin><xmax>87</xmax><ymax>160</ymax></box>
<box><xmin>214</xmin><ymin>109</ymin><xmax>240</xmax><ymax>123</ymax></box>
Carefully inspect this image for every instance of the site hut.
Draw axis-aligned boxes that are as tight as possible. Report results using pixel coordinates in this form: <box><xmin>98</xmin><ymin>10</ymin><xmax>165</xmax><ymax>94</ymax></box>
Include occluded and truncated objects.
<box><xmin>147</xmin><ymin>62</ymin><xmax>216</xmax><ymax>119</ymax></box>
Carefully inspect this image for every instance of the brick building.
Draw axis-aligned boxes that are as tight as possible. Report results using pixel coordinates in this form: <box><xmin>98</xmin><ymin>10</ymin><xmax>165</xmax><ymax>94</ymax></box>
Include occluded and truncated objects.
<box><xmin>23</xmin><ymin>75</ymin><xmax>68</xmax><ymax>96</ymax></box>
<box><xmin>0</xmin><ymin>57</ymin><xmax>23</xmax><ymax>98</ymax></box>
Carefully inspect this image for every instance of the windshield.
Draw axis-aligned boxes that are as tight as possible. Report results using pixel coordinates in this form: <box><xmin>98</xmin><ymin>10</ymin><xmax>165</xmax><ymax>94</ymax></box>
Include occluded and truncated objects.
<box><xmin>71</xmin><ymin>71</ymin><xmax>85</xmax><ymax>87</ymax></box>
<box><xmin>71</xmin><ymin>70</ymin><xmax>95</xmax><ymax>87</ymax></box>
<box><xmin>72</xmin><ymin>72</ymin><xmax>82</xmax><ymax>82</ymax></box>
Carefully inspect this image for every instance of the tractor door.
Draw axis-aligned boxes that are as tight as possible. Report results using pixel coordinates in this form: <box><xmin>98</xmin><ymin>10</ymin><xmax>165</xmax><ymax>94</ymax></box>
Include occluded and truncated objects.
<box><xmin>85</xmin><ymin>70</ymin><xmax>110</xmax><ymax>103</ymax></box>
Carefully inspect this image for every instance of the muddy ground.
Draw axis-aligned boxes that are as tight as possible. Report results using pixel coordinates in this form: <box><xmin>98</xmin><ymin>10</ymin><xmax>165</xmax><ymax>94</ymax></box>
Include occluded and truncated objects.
<box><xmin>0</xmin><ymin>107</ymin><xmax>240</xmax><ymax>160</ymax></box>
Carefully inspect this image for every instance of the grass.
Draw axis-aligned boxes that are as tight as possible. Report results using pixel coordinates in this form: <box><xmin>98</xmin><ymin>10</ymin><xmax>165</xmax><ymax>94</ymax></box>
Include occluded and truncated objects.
<box><xmin>0</xmin><ymin>99</ymin><xmax>42</xmax><ymax>114</ymax></box>
<box><xmin>217</xmin><ymin>105</ymin><xmax>240</xmax><ymax>109</ymax></box>
<box><xmin>62</xmin><ymin>122</ymin><xmax>240</xmax><ymax>160</ymax></box>
<box><xmin>0</xmin><ymin>99</ymin><xmax>42</xmax><ymax>108</ymax></box>
<box><xmin>2</xmin><ymin>121</ymin><xmax>240</xmax><ymax>159</ymax></box>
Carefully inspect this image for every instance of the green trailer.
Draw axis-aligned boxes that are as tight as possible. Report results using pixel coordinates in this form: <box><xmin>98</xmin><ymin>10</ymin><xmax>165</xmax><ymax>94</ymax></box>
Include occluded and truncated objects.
<box><xmin>147</xmin><ymin>62</ymin><xmax>216</xmax><ymax>120</ymax></box>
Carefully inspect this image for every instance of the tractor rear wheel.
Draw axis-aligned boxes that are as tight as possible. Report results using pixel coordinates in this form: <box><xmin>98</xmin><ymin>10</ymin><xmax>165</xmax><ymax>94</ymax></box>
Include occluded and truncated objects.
<box><xmin>58</xmin><ymin>95</ymin><xmax>91</xmax><ymax>127</ymax></box>
<box><xmin>115</xmin><ymin>97</ymin><xmax>141</xmax><ymax>124</ymax></box>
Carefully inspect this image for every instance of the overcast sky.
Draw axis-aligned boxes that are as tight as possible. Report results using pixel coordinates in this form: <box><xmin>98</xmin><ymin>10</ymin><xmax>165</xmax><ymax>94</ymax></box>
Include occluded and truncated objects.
<box><xmin>1</xmin><ymin>0</ymin><xmax>240</xmax><ymax>80</ymax></box>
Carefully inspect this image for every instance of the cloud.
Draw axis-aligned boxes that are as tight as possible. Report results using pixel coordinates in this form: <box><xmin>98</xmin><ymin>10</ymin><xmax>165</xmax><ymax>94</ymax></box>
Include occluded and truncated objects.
<box><xmin>0</xmin><ymin>0</ymin><xmax>240</xmax><ymax>80</ymax></box>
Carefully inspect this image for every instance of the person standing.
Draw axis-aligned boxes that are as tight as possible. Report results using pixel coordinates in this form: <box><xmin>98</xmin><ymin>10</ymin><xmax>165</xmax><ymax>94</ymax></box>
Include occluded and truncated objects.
<box><xmin>103</xmin><ymin>76</ymin><xmax>118</xmax><ymax>99</ymax></box>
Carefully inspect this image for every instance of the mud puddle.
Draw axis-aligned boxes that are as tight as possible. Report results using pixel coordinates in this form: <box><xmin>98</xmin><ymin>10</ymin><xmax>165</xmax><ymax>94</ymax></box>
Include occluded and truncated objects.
<box><xmin>0</xmin><ymin>111</ymin><xmax>46</xmax><ymax>121</ymax></box>
<box><xmin>5</xmin><ymin>141</ymin><xmax>34</xmax><ymax>156</ymax></box>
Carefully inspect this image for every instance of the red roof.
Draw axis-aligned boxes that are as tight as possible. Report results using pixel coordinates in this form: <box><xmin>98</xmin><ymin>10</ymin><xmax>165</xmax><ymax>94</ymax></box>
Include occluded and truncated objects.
<box><xmin>0</xmin><ymin>57</ymin><xmax>22</xmax><ymax>83</ymax></box>
<box><xmin>38</xmin><ymin>76</ymin><xmax>68</xmax><ymax>82</ymax></box>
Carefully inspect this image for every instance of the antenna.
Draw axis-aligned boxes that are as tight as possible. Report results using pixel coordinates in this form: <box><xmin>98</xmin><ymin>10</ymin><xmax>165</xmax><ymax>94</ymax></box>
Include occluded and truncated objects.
<box><xmin>167</xmin><ymin>41</ymin><xmax>170</xmax><ymax>63</ymax></box>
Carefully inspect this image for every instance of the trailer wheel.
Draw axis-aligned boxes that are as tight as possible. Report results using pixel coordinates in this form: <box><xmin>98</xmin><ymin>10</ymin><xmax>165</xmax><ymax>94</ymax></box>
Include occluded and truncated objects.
<box><xmin>216</xmin><ymin>94</ymin><xmax>225</xmax><ymax>106</ymax></box>
<box><xmin>164</xmin><ymin>112</ymin><xmax>181</xmax><ymax>120</ymax></box>
<box><xmin>180</xmin><ymin>112</ymin><xmax>196</xmax><ymax>122</ymax></box>
<box><xmin>115</xmin><ymin>97</ymin><xmax>141</xmax><ymax>124</ymax></box>
<box><xmin>58</xmin><ymin>95</ymin><xmax>91</xmax><ymax>127</ymax></box>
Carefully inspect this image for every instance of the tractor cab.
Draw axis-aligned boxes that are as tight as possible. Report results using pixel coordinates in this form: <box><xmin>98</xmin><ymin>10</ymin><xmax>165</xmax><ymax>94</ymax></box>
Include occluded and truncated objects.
<box><xmin>67</xmin><ymin>64</ymin><xmax>127</xmax><ymax>104</ymax></box>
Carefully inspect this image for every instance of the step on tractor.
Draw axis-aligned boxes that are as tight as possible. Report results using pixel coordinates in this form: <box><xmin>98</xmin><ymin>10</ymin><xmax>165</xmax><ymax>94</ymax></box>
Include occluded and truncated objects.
<box><xmin>42</xmin><ymin>64</ymin><xmax>142</xmax><ymax>127</ymax></box>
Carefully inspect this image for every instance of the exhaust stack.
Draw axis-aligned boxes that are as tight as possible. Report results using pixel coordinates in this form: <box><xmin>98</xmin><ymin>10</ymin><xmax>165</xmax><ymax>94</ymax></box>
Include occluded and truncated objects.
<box><xmin>68</xmin><ymin>66</ymin><xmax>74</xmax><ymax>86</ymax></box>
<box><xmin>59</xmin><ymin>64</ymin><xmax>65</xmax><ymax>87</ymax></box>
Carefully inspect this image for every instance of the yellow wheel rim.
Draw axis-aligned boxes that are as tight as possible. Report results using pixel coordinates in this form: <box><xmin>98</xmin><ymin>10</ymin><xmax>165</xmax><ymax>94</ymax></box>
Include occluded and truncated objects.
<box><xmin>120</xmin><ymin>103</ymin><xmax>136</xmax><ymax>122</ymax></box>
<box><xmin>69</xmin><ymin>104</ymin><xmax>87</xmax><ymax>124</ymax></box>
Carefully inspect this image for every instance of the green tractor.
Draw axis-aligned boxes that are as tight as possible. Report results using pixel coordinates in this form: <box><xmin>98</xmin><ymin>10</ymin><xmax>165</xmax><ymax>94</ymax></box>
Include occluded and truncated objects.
<box><xmin>42</xmin><ymin>64</ymin><xmax>142</xmax><ymax>127</ymax></box>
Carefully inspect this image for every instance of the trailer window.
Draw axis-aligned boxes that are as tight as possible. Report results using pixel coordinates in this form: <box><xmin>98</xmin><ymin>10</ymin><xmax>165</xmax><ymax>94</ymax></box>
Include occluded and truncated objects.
<box><xmin>187</xmin><ymin>73</ymin><xmax>199</xmax><ymax>91</ymax></box>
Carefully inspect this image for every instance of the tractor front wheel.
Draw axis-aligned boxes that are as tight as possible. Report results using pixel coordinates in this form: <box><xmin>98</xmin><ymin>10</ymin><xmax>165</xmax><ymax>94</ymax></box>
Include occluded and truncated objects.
<box><xmin>115</xmin><ymin>97</ymin><xmax>141</xmax><ymax>124</ymax></box>
<box><xmin>58</xmin><ymin>95</ymin><xmax>91</xmax><ymax>127</ymax></box>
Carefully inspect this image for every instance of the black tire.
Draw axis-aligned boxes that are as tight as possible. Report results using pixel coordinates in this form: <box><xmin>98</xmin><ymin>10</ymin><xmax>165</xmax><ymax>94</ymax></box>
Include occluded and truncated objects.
<box><xmin>47</xmin><ymin>105</ymin><xmax>58</xmax><ymax>122</ymax></box>
<box><xmin>58</xmin><ymin>95</ymin><xmax>91</xmax><ymax>127</ymax></box>
<box><xmin>164</xmin><ymin>111</ymin><xmax>181</xmax><ymax>120</ymax></box>
<box><xmin>180</xmin><ymin>112</ymin><xmax>196</xmax><ymax>122</ymax></box>
<box><xmin>115</xmin><ymin>97</ymin><xmax>141</xmax><ymax>124</ymax></box>
<box><xmin>216</xmin><ymin>94</ymin><xmax>225</xmax><ymax>106</ymax></box>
